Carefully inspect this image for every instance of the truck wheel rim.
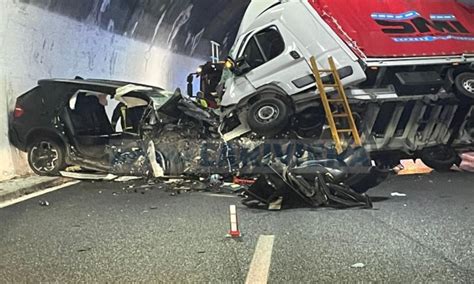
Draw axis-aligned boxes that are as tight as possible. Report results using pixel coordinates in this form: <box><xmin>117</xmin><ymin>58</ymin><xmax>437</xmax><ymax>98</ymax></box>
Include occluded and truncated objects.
<box><xmin>463</xmin><ymin>79</ymin><xmax>474</xmax><ymax>94</ymax></box>
<box><xmin>256</xmin><ymin>105</ymin><xmax>279</xmax><ymax>124</ymax></box>
<box><xmin>31</xmin><ymin>142</ymin><xmax>59</xmax><ymax>172</ymax></box>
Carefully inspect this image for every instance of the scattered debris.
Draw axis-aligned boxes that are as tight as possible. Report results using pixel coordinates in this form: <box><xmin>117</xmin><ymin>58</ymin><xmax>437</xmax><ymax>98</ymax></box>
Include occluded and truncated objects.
<box><xmin>38</xmin><ymin>200</ymin><xmax>49</xmax><ymax>206</ymax></box>
<box><xmin>268</xmin><ymin>197</ymin><xmax>283</xmax><ymax>211</ymax></box>
<box><xmin>398</xmin><ymin>160</ymin><xmax>432</xmax><ymax>175</ymax></box>
<box><xmin>65</xmin><ymin>165</ymin><xmax>82</xmax><ymax>172</ymax></box>
<box><xmin>351</xmin><ymin>263</ymin><xmax>366</xmax><ymax>268</ymax></box>
<box><xmin>60</xmin><ymin>172</ymin><xmax>118</xmax><ymax>181</ymax></box>
<box><xmin>115</xmin><ymin>176</ymin><xmax>142</xmax><ymax>182</ymax></box>
<box><xmin>210</xmin><ymin>174</ymin><xmax>224</xmax><ymax>186</ymax></box>
<box><xmin>460</xmin><ymin>152</ymin><xmax>474</xmax><ymax>172</ymax></box>
<box><xmin>77</xmin><ymin>247</ymin><xmax>92</xmax><ymax>253</ymax></box>
<box><xmin>391</xmin><ymin>192</ymin><xmax>407</xmax><ymax>197</ymax></box>
<box><xmin>233</xmin><ymin>176</ymin><xmax>256</xmax><ymax>186</ymax></box>
<box><xmin>147</xmin><ymin>141</ymin><xmax>165</xmax><ymax>178</ymax></box>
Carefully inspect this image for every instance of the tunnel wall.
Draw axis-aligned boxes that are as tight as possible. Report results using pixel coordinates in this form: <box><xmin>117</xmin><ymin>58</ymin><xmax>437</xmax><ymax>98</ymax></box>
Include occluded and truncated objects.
<box><xmin>0</xmin><ymin>0</ymin><xmax>248</xmax><ymax>180</ymax></box>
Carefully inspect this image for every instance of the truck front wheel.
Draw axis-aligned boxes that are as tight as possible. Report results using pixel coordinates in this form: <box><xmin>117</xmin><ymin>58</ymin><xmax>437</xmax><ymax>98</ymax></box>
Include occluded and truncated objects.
<box><xmin>247</xmin><ymin>97</ymin><xmax>290</xmax><ymax>137</ymax></box>
<box><xmin>454</xmin><ymin>72</ymin><xmax>474</xmax><ymax>101</ymax></box>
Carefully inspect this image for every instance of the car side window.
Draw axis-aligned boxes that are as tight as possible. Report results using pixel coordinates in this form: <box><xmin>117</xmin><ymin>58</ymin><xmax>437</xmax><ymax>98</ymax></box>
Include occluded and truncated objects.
<box><xmin>239</xmin><ymin>26</ymin><xmax>285</xmax><ymax>71</ymax></box>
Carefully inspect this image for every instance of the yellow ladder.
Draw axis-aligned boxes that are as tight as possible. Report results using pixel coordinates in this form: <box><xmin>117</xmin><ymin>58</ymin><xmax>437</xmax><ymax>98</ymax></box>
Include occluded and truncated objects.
<box><xmin>309</xmin><ymin>56</ymin><xmax>362</xmax><ymax>154</ymax></box>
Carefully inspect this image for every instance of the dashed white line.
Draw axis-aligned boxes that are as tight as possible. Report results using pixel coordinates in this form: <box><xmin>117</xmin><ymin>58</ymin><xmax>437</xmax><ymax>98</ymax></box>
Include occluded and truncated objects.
<box><xmin>245</xmin><ymin>235</ymin><xmax>275</xmax><ymax>284</ymax></box>
<box><xmin>201</xmin><ymin>193</ymin><xmax>237</xmax><ymax>198</ymax></box>
<box><xmin>0</xmin><ymin>181</ymin><xmax>80</xmax><ymax>208</ymax></box>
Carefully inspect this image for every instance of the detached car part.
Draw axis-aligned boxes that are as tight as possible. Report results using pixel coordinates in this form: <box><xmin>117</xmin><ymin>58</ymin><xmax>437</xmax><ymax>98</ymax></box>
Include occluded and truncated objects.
<box><xmin>242</xmin><ymin>147</ymin><xmax>378</xmax><ymax>210</ymax></box>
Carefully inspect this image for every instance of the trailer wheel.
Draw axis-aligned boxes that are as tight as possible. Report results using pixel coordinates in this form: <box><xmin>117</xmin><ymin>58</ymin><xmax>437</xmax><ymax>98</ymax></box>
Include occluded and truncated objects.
<box><xmin>454</xmin><ymin>72</ymin><xmax>474</xmax><ymax>101</ymax></box>
<box><xmin>420</xmin><ymin>146</ymin><xmax>461</xmax><ymax>172</ymax></box>
<box><xmin>247</xmin><ymin>97</ymin><xmax>290</xmax><ymax>137</ymax></box>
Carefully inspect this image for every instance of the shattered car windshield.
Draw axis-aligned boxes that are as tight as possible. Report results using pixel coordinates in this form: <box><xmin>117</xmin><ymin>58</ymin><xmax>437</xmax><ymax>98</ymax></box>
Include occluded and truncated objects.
<box><xmin>146</xmin><ymin>90</ymin><xmax>174</xmax><ymax>108</ymax></box>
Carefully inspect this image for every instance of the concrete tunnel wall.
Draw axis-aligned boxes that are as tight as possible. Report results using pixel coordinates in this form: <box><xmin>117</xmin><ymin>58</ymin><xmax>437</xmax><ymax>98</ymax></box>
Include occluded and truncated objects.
<box><xmin>0</xmin><ymin>0</ymin><xmax>249</xmax><ymax>181</ymax></box>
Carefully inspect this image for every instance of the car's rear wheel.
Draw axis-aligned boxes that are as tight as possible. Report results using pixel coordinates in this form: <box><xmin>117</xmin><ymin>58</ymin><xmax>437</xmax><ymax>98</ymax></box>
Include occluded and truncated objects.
<box><xmin>420</xmin><ymin>146</ymin><xmax>460</xmax><ymax>172</ymax></box>
<box><xmin>247</xmin><ymin>97</ymin><xmax>290</xmax><ymax>137</ymax></box>
<box><xmin>454</xmin><ymin>72</ymin><xmax>474</xmax><ymax>101</ymax></box>
<box><xmin>27</xmin><ymin>139</ymin><xmax>65</xmax><ymax>176</ymax></box>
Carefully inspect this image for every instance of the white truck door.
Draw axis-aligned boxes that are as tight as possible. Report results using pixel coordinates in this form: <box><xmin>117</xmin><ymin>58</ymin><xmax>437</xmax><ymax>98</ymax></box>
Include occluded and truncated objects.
<box><xmin>235</xmin><ymin>24</ymin><xmax>313</xmax><ymax>96</ymax></box>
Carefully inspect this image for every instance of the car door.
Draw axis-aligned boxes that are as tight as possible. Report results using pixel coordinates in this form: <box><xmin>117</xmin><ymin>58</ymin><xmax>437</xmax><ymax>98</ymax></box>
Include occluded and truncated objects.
<box><xmin>236</xmin><ymin>24</ymin><xmax>312</xmax><ymax>96</ymax></box>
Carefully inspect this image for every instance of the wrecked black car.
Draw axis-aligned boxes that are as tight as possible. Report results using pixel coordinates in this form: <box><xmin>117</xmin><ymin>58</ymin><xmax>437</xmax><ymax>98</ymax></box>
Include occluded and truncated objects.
<box><xmin>9</xmin><ymin>79</ymin><xmax>177</xmax><ymax>176</ymax></box>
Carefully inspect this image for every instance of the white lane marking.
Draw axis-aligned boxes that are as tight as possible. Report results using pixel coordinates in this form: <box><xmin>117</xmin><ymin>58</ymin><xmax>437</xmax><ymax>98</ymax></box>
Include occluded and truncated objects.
<box><xmin>201</xmin><ymin>193</ymin><xmax>237</xmax><ymax>198</ymax></box>
<box><xmin>0</xmin><ymin>181</ymin><xmax>80</xmax><ymax>208</ymax></box>
<box><xmin>245</xmin><ymin>235</ymin><xmax>275</xmax><ymax>284</ymax></box>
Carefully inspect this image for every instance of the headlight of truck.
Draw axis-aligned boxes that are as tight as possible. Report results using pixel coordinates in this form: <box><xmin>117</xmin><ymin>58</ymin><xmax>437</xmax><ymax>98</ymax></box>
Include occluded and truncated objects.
<box><xmin>225</xmin><ymin>59</ymin><xmax>234</xmax><ymax>70</ymax></box>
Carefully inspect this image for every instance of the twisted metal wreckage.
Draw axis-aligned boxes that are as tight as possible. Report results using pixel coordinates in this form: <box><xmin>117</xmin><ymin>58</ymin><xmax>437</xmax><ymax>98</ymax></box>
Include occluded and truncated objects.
<box><xmin>60</xmin><ymin>87</ymin><xmax>416</xmax><ymax>210</ymax></box>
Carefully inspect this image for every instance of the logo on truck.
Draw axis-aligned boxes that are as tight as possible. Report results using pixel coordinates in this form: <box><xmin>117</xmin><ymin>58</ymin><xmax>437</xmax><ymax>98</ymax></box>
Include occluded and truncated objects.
<box><xmin>371</xmin><ymin>11</ymin><xmax>474</xmax><ymax>42</ymax></box>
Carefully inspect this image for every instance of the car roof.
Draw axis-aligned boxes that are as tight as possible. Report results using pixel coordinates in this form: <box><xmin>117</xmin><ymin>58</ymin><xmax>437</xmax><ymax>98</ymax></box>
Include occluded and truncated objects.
<box><xmin>37</xmin><ymin>79</ymin><xmax>164</xmax><ymax>95</ymax></box>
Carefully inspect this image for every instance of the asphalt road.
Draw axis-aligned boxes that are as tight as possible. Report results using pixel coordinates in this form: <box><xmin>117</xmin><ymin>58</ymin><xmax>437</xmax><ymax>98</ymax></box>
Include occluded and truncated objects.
<box><xmin>1</xmin><ymin>172</ymin><xmax>473</xmax><ymax>282</ymax></box>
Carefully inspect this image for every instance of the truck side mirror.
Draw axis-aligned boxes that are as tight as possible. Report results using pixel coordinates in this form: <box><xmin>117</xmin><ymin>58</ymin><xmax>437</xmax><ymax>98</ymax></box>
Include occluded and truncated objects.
<box><xmin>234</xmin><ymin>56</ymin><xmax>251</xmax><ymax>75</ymax></box>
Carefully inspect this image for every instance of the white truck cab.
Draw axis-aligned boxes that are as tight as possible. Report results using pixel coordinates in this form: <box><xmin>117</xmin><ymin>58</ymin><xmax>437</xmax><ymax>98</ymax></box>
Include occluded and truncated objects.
<box><xmin>222</xmin><ymin>0</ymin><xmax>366</xmax><ymax>106</ymax></box>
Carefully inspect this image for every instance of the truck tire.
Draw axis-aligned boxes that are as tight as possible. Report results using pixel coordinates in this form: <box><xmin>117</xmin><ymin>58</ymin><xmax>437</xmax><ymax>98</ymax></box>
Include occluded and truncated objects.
<box><xmin>420</xmin><ymin>146</ymin><xmax>461</xmax><ymax>172</ymax></box>
<box><xmin>27</xmin><ymin>138</ymin><xmax>66</xmax><ymax>176</ymax></box>
<box><xmin>454</xmin><ymin>72</ymin><xmax>474</xmax><ymax>101</ymax></box>
<box><xmin>247</xmin><ymin>97</ymin><xmax>290</xmax><ymax>137</ymax></box>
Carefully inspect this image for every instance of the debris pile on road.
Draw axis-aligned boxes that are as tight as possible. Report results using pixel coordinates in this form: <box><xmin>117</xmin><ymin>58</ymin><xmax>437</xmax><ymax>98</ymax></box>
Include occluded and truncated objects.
<box><xmin>239</xmin><ymin>146</ymin><xmax>379</xmax><ymax>210</ymax></box>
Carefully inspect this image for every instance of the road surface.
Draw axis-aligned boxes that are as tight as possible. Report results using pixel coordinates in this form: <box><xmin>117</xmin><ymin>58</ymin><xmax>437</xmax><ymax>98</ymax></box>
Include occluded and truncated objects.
<box><xmin>1</xmin><ymin>172</ymin><xmax>473</xmax><ymax>282</ymax></box>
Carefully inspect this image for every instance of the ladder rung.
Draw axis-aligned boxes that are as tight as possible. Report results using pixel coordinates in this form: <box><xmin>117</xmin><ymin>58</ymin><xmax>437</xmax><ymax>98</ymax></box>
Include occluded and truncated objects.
<box><xmin>333</xmin><ymin>113</ymin><xmax>349</xmax><ymax>118</ymax></box>
<box><xmin>323</xmin><ymin>84</ymin><xmax>338</xmax><ymax>88</ymax></box>
<box><xmin>337</xmin><ymin>129</ymin><xmax>353</xmax><ymax>133</ymax></box>
<box><xmin>319</xmin><ymin>69</ymin><xmax>334</xmax><ymax>73</ymax></box>
<box><xmin>327</xmin><ymin>99</ymin><xmax>344</xmax><ymax>103</ymax></box>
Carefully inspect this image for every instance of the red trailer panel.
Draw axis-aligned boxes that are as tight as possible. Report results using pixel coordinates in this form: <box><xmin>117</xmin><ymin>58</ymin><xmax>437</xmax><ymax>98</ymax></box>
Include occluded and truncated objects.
<box><xmin>309</xmin><ymin>0</ymin><xmax>474</xmax><ymax>58</ymax></box>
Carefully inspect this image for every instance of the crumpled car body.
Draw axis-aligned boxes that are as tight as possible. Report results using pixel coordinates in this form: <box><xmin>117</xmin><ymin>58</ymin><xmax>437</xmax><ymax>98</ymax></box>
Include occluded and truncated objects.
<box><xmin>9</xmin><ymin>78</ymin><xmax>175</xmax><ymax>176</ymax></box>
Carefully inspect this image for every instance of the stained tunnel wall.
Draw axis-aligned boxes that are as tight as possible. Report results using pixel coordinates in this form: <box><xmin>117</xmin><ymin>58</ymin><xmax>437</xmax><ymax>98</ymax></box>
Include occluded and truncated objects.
<box><xmin>0</xmin><ymin>0</ymin><xmax>249</xmax><ymax>180</ymax></box>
